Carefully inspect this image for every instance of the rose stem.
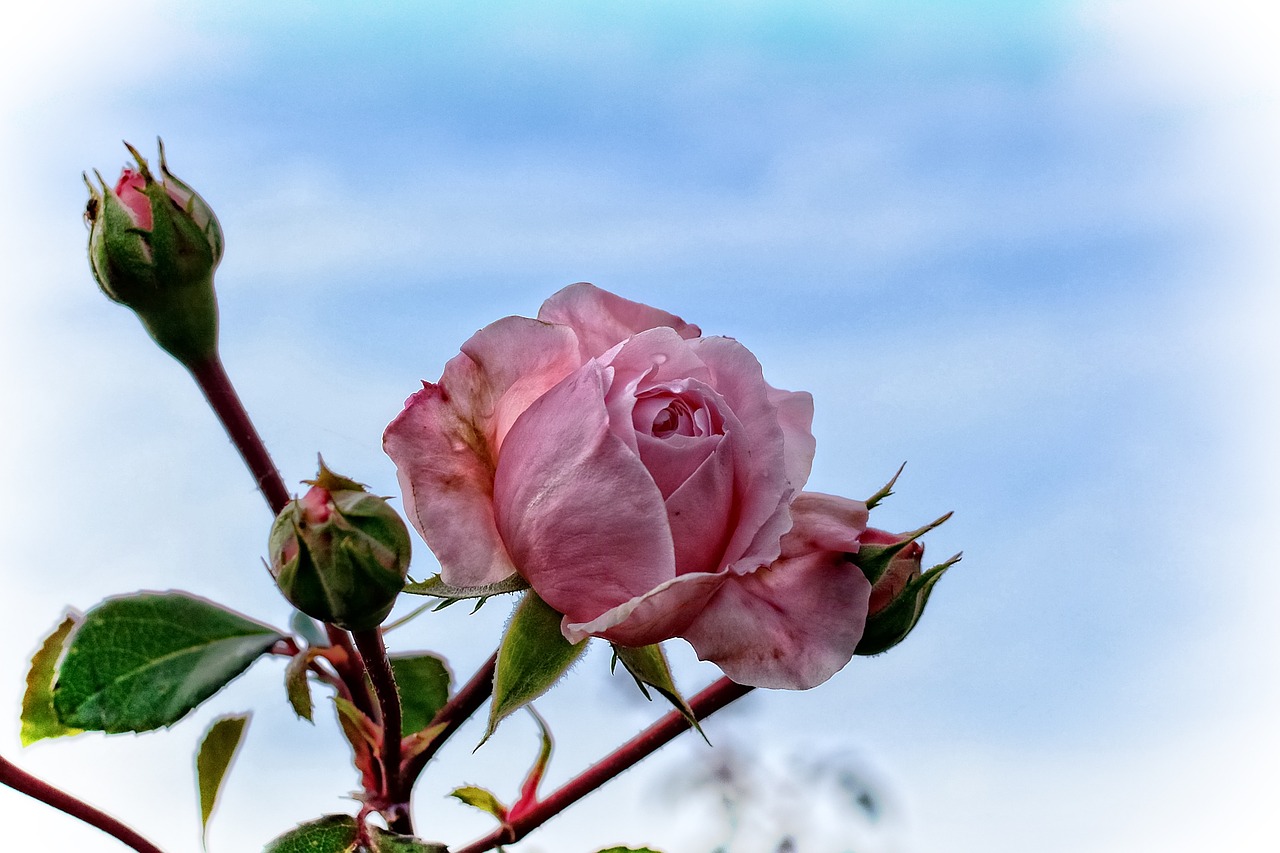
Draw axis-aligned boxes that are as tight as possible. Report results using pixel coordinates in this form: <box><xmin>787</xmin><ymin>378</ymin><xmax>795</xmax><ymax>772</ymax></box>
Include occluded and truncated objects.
<box><xmin>187</xmin><ymin>355</ymin><xmax>291</xmax><ymax>513</ymax></box>
<box><xmin>352</xmin><ymin>628</ymin><xmax>410</xmax><ymax>834</ymax></box>
<box><xmin>0</xmin><ymin>755</ymin><xmax>165</xmax><ymax>853</ymax></box>
<box><xmin>452</xmin><ymin>676</ymin><xmax>754</xmax><ymax>853</ymax></box>
<box><xmin>185</xmin><ymin>354</ymin><xmax>371</xmax><ymax>700</ymax></box>
<box><xmin>402</xmin><ymin>651</ymin><xmax>498</xmax><ymax>786</ymax></box>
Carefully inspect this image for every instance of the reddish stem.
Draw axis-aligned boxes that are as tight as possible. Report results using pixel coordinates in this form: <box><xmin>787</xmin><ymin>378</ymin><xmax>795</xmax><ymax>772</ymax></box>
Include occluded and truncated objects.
<box><xmin>187</xmin><ymin>354</ymin><xmax>363</xmax><ymax>702</ymax></box>
<box><xmin>187</xmin><ymin>355</ymin><xmax>291</xmax><ymax>513</ymax></box>
<box><xmin>352</xmin><ymin>629</ymin><xmax>410</xmax><ymax>834</ymax></box>
<box><xmin>402</xmin><ymin>651</ymin><xmax>498</xmax><ymax>786</ymax></box>
<box><xmin>0</xmin><ymin>755</ymin><xmax>165</xmax><ymax>853</ymax></box>
<box><xmin>453</xmin><ymin>677</ymin><xmax>753</xmax><ymax>853</ymax></box>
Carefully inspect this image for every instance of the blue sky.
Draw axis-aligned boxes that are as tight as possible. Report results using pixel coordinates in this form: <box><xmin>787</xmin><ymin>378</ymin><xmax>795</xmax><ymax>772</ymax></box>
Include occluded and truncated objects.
<box><xmin>3</xmin><ymin>1</ymin><xmax>1279</xmax><ymax>851</ymax></box>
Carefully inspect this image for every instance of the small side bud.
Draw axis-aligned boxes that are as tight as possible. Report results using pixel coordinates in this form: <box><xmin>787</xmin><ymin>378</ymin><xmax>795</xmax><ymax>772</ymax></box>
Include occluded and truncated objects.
<box><xmin>853</xmin><ymin>518</ymin><xmax>959</xmax><ymax>657</ymax></box>
<box><xmin>84</xmin><ymin>139</ymin><xmax>223</xmax><ymax>367</ymax></box>
<box><xmin>268</xmin><ymin>461</ymin><xmax>411</xmax><ymax>631</ymax></box>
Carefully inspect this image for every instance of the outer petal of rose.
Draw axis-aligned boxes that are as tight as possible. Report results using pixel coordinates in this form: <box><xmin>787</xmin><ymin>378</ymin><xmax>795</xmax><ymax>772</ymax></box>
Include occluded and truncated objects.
<box><xmin>784</xmin><ymin>492</ymin><xmax>869</xmax><ymax>553</ymax></box>
<box><xmin>767</xmin><ymin>384</ymin><xmax>816</xmax><ymax>491</ymax></box>
<box><xmin>458</xmin><ymin>315</ymin><xmax>584</xmax><ymax>452</ymax></box>
<box><xmin>384</xmin><ymin>316</ymin><xmax>580</xmax><ymax>587</ymax></box>
<box><xmin>690</xmin><ymin>336</ymin><xmax>797</xmax><ymax>572</ymax></box>
<box><xmin>538</xmin><ymin>282</ymin><xmax>702</xmax><ymax>361</ymax></box>
<box><xmin>385</xmin><ymin>382</ymin><xmax>517</xmax><ymax>586</ymax></box>
<box><xmin>562</xmin><ymin>571</ymin><xmax>727</xmax><ymax>646</ymax></box>
<box><xmin>494</xmin><ymin>363</ymin><xmax>677</xmax><ymax>625</ymax></box>
<box><xmin>681</xmin><ymin>549</ymin><xmax>872</xmax><ymax>689</ymax></box>
<box><xmin>681</xmin><ymin>491</ymin><xmax>873</xmax><ymax>689</ymax></box>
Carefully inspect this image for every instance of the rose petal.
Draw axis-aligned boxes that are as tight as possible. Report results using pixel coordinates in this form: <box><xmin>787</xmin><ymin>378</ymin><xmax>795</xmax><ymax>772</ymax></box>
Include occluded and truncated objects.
<box><xmin>689</xmin><ymin>336</ymin><xmax>800</xmax><ymax>572</ymax></box>
<box><xmin>785</xmin><ymin>492</ymin><xmax>869</xmax><ymax>553</ymax></box>
<box><xmin>601</xmin><ymin>327</ymin><xmax>715</xmax><ymax>456</ymax></box>
<box><xmin>539</xmin><ymin>282</ymin><xmax>702</xmax><ymax>361</ymax></box>
<box><xmin>562</xmin><ymin>571</ymin><xmax>727</xmax><ymax>646</ymax></box>
<box><xmin>767</xmin><ymin>385</ymin><xmax>816</xmax><ymax>491</ymax></box>
<box><xmin>681</xmin><ymin>550</ymin><xmax>871</xmax><ymax>689</ymax></box>
<box><xmin>383</xmin><ymin>315</ymin><xmax>580</xmax><ymax>587</ymax></box>
<box><xmin>681</xmin><ymin>492</ymin><xmax>873</xmax><ymax>689</ymax></box>
<box><xmin>662</xmin><ymin>434</ymin><xmax>735</xmax><ymax>573</ymax></box>
<box><xmin>494</xmin><ymin>363</ymin><xmax>677</xmax><ymax>625</ymax></box>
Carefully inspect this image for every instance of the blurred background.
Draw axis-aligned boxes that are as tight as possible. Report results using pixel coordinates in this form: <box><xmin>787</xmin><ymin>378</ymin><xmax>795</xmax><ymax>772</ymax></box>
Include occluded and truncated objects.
<box><xmin>2</xmin><ymin>1</ymin><xmax>1278</xmax><ymax>850</ymax></box>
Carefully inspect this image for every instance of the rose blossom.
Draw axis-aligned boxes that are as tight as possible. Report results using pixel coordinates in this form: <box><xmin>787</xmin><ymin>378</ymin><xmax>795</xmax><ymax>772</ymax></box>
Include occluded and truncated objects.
<box><xmin>385</xmin><ymin>283</ymin><xmax>879</xmax><ymax>688</ymax></box>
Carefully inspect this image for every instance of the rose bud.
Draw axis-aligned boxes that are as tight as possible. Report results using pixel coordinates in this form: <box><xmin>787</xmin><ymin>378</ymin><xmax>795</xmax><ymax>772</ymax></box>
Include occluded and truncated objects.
<box><xmin>84</xmin><ymin>140</ymin><xmax>224</xmax><ymax>367</ymax></box>
<box><xmin>268</xmin><ymin>461</ymin><xmax>411</xmax><ymax>631</ymax></box>
<box><xmin>853</xmin><ymin>520</ymin><xmax>960</xmax><ymax>657</ymax></box>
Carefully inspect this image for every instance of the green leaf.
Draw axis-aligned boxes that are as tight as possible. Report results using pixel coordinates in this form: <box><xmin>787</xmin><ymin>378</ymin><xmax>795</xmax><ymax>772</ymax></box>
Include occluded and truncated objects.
<box><xmin>612</xmin><ymin>644</ymin><xmax>702</xmax><ymax>740</ymax></box>
<box><xmin>285</xmin><ymin>650</ymin><xmax>317</xmax><ymax>722</ymax></box>
<box><xmin>53</xmin><ymin>592</ymin><xmax>283</xmax><ymax>733</ymax></box>
<box><xmin>291</xmin><ymin>611</ymin><xmax>329</xmax><ymax>647</ymax></box>
<box><xmin>20</xmin><ymin>613</ymin><xmax>84</xmax><ymax>745</ymax></box>
<box><xmin>450</xmin><ymin>785</ymin><xmax>508</xmax><ymax>820</ymax></box>
<box><xmin>485</xmin><ymin>591</ymin><xmax>587</xmax><ymax>743</ymax></box>
<box><xmin>403</xmin><ymin>572</ymin><xmax>530</xmax><ymax>611</ymax></box>
<box><xmin>389</xmin><ymin>653</ymin><xmax>452</xmax><ymax>735</ymax></box>
<box><xmin>262</xmin><ymin>814</ymin><xmax>358</xmax><ymax>853</ymax></box>
<box><xmin>196</xmin><ymin>713</ymin><xmax>250</xmax><ymax>847</ymax></box>
<box><xmin>368</xmin><ymin>827</ymin><xmax>448</xmax><ymax>852</ymax></box>
<box><xmin>594</xmin><ymin>848</ymin><xmax>665</xmax><ymax>853</ymax></box>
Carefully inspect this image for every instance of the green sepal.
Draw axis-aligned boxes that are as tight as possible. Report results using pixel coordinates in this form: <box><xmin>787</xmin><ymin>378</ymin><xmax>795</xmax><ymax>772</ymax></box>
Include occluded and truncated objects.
<box><xmin>594</xmin><ymin>848</ymin><xmax>666</xmax><ymax>853</ymax></box>
<box><xmin>20</xmin><ymin>613</ymin><xmax>84</xmax><ymax>745</ymax></box>
<box><xmin>196</xmin><ymin>712</ymin><xmax>250</xmax><ymax>847</ymax></box>
<box><xmin>52</xmin><ymin>592</ymin><xmax>283</xmax><ymax>733</ymax></box>
<box><xmin>484</xmin><ymin>591</ymin><xmax>586</xmax><ymax>744</ymax></box>
<box><xmin>449</xmin><ymin>785</ymin><xmax>508</xmax><ymax>820</ymax></box>
<box><xmin>854</xmin><ymin>513</ymin><xmax>952</xmax><ymax>587</ymax></box>
<box><xmin>508</xmin><ymin>706</ymin><xmax>553</xmax><ymax>819</ymax></box>
<box><xmin>403</xmin><ymin>572</ymin><xmax>530</xmax><ymax>613</ymax></box>
<box><xmin>262</xmin><ymin>815</ymin><xmax>359</xmax><ymax>853</ymax></box>
<box><xmin>389</xmin><ymin>653</ymin><xmax>452</xmax><ymax>735</ymax></box>
<box><xmin>611</xmin><ymin>644</ymin><xmax>703</xmax><ymax>741</ymax></box>
<box><xmin>855</xmin><ymin>554</ymin><xmax>960</xmax><ymax>656</ymax></box>
<box><xmin>864</xmin><ymin>463</ymin><xmax>906</xmax><ymax>510</ymax></box>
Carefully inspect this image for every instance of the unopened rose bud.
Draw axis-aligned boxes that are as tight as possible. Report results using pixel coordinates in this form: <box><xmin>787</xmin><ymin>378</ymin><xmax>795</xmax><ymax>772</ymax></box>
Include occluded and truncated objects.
<box><xmin>84</xmin><ymin>139</ymin><xmax>224</xmax><ymax>366</ymax></box>
<box><xmin>853</xmin><ymin>517</ymin><xmax>959</xmax><ymax>657</ymax></box>
<box><xmin>268</xmin><ymin>462</ymin><xmax>411</xmax><ymax>631</ymax></box>
<box><xmin>859</xmin><ymin>528</ymin><xmax>925</xmax><ymax>616</ymax></box>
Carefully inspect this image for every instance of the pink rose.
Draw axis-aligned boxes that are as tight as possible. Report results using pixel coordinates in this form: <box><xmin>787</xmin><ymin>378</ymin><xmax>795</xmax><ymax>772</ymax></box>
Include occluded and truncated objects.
<box><xmin>384</xmin><ymin>283</ymin><xmax>877</xmax><ymax>688</ymax></box>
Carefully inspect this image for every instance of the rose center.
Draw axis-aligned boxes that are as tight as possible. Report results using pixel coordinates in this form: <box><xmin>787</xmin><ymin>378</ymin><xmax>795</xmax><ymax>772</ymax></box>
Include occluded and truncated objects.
<box><xmin>634</xmin><ymin>386</ymin><xmax>723</xmax><ymax>441</ymax></box>
<box><xmin>651</xmin><ymin>402</ymin><xmax>689</xmax><ymax>437</ymax></box>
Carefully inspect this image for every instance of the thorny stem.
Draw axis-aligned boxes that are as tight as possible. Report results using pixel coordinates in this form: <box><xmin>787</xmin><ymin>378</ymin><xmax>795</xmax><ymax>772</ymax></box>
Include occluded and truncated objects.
<box><xmin>453</xmin><ymin>677</ymin><xmax>754</xmax><ymax>853</ymax></box>
<box><xmin>0</xmin><ymin>755</ymin><xmax>166</xmax><ymax>853</ymax></box>
<box><xmin>352</xmin><ymin>629</ymin><xmax>410</xmax><ymax>834</ymax></box>
<box><xmin>402</xmin><ymin>651</ymin><xmax>498</xmax><ymax>787</ymax></box>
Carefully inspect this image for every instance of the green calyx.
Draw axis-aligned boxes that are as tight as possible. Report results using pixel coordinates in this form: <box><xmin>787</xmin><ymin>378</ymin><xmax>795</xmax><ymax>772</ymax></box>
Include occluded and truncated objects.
<box><xmin>855</xmin><ymin>552</ymin><xmax>961</xmax><ymax>657</ymax></box>
<box><xmin>84</xmin><ymin>139</ymin><xmax>223</xmax><ymax>367</ymax></box>
<box><xmin>268</xmin><ymin>463</ymin><xmax>412</xmax><ymax>631</ymax></box>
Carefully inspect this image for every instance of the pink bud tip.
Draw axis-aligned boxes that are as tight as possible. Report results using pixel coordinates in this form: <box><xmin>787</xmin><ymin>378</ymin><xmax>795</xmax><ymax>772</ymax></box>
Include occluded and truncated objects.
<box><xmin>114</xmin><ymin>169</ymin><xmax>152</xmax><ymax>230</ymax></box>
